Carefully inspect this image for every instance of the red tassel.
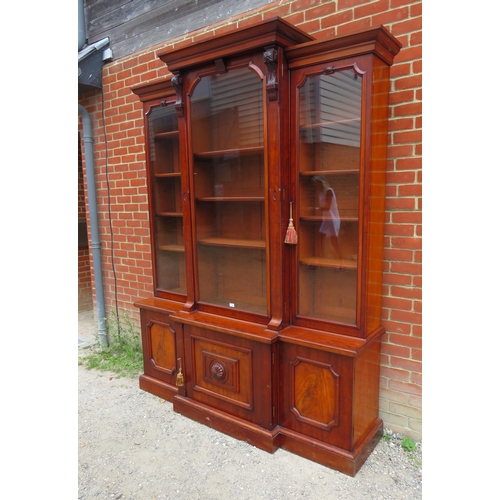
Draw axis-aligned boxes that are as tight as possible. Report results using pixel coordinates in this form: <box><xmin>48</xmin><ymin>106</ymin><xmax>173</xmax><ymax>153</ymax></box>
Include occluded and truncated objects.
<box><xmin>284</xmin><ymin>202</ymin><xmax>298</xmax><ymax>245</ymax></box>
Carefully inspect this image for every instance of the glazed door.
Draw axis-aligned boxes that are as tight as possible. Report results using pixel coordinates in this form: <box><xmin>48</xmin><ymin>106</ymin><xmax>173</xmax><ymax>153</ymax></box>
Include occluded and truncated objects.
<box><xmin>188</xmin><ymin>64</ymin><xmax>269</xmax><ymax>318</ymax></box>
<box><xmin>146</xmin><ymin>100</ymin><xmax>187</xmax><ymax>298</ymax></box>
<box><xmin>290</xmin><ymin>63</ymin><xmax>365</xmax><ymax>329</ymax></box>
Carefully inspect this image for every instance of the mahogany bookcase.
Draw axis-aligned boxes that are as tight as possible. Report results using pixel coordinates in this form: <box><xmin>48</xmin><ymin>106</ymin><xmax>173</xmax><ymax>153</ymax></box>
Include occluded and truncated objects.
<box><xmin>132</xmin><ymin>17</ymin><xmax>401</xmax><ymax>476</ymax></box>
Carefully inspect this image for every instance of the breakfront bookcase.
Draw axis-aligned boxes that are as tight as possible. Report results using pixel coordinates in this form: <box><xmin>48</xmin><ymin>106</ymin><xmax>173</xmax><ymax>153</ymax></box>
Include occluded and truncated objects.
<box><xmin>132</xmin><ymin>17</ymin><xmax>401</xmax><ymax>476</ymax></box>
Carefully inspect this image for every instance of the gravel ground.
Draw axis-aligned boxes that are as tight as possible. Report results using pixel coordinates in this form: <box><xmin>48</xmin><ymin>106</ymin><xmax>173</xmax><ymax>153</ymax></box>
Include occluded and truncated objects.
<box><xmin>78</xmin><ymin>362</ymin><xmax>422</xmax><ymax>500</ymax></box>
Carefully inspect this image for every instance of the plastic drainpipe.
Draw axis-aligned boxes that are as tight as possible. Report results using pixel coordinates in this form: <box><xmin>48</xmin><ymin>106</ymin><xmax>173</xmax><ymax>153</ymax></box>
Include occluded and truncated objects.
<box><xmin>78</xmin><ymin>104</ymin><xmax>109</xmax><ymax>347</ymax></box>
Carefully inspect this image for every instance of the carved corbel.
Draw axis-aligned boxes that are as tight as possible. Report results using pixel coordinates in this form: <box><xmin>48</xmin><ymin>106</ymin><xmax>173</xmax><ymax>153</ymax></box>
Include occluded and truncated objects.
<box><xmin>171</xmin><ymin>72</ymin><xmax>184</xmax><ymax>118</ymax></box>
<box><xmin>264</xmin><ymin>47</ymin><xmax>278</xmax><ymax>101</ymax></box>
<box><xmin>215</xmin><ymin>58</ymin><xmax>227</xmax><ymax>74</ymax></box>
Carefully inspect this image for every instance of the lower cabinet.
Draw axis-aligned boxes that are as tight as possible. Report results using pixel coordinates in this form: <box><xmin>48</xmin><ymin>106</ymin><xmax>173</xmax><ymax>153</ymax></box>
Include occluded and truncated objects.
<box><xmin>278</xmin><ymin>330</ymin><xmax>384</xmax><ymax>476</ymax></box>
<box><xmin>136</xmin><ymin>300</ymin><xmax>383</xmax><ymax>476</ymax></box>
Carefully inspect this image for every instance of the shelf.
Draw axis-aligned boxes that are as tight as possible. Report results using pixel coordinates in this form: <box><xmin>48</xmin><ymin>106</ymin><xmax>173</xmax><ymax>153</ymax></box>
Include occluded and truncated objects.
<box><xmin>197</xmin><ymin>298</ymin><xmax>267</xmax><ymax>316</ymax></box>
<box><xmin>300</xmin><ymin>118</ymin><xmax>360</xmax><ymax>130</ymax></box>
<box><xmin>154</xmin><ymin>131</ymin><xmax>179</xmax><ymax>139</ymax></box>
<box><xmin>300</xmin><ymin>169</ymin><xmax>359</xmax><ymax>176</ymax></box>
<box><xmin>156</xmin><ymin>212</ymin><xmax>183</xmax><ymax>218</ymax></box>
<box><xmin>194</xmin><ymin>146</ymin><xmax>264</xmax><ymax>160</ymax></box>
<box><xmin>158</xmin><ymin>244</ymin><xmax>185</xmax><ymax>252</ymax></box>
<box><xmin>300</xmin><ymin>215</ymin><xmax>358</xmax><ymax>223</ymax></box>
<box><xmin>198</xmin><ymin>237</ymin><xmax>265</xmax><ymax>249</ymax></box>
<box><xmin>300</xmin><ymin>256</ymin><xmax>357</xmax><ymax>270</ymax></box>
<box><xmin>155</xmin><ymin>172</ymin><xmax>181</xmax><ymax>178</ymax></box>
<box><xmin>197</xmin><ymin>197</ymin><xmax>264</xmax><ymax>202</ymax></box>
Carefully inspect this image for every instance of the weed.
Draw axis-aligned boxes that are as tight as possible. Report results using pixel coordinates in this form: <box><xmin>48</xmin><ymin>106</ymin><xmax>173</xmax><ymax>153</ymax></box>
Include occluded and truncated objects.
<box><xmin>402</xmin><ymin>436</ymin><xmax>417</xmax><ymax>452</ymax></box>
<box><xmin>79</xmin><ymin>311</ymin><xmax>143</xmax><ymax>378</ymax></box>
<box><xmin>400</xmin><ymin>436</ymin><xmax>422</xmax><ymax>467</ymax></box>
<box><xmin>408</xmin><ymin>454</ymin><xmax>422</xmax><ymax>468</ymax></box>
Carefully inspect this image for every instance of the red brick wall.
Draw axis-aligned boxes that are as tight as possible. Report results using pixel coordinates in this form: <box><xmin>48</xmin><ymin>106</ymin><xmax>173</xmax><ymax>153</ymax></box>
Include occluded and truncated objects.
<box><xmin>78</xmin><ymin>0</ymin><xmax>422</xmax><ymax>440</ymax></box>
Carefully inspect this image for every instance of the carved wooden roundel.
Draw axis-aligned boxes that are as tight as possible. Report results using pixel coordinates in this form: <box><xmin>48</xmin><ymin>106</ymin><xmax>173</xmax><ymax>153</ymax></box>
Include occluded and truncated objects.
<box><xmin>210</xmin><ymin>361</ymin><xmax>228</xmax><ymax>383</ymax></box>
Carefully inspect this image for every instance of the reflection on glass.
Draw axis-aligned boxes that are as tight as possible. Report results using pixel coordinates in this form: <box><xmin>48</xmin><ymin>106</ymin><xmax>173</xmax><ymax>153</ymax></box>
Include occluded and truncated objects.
<box><xmin>314</xmin><ymin>175</ymin><xmax>343</xmax><ymax>260</ymax></box>
<box><xmin>297</xmin><ymin>68</ymin><xmax>362</xmax><ymax>324</ymax></box>
<box><xmin>190</xmin><ymin>66</ymin><xmax>268</xmax><ymax>315</ymax></box>
<box><xmin>149</xmin><ymin>105</ymin><xmax>186</xmax><ymax>295</ymax></box>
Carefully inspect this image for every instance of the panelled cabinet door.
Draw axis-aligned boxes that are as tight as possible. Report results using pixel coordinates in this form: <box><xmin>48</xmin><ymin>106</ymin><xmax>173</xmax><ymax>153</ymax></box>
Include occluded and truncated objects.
<box><xmin>279</xmin><ymin>341</ymin><xmax>353</xmax><ymax>450</ymax></box>
<box><xmin>147</xmin><ymin>101</ymin><xmax>187</xmax><ymax>298</ymax></box>
<box><xmin>139</xmin><ymin>308</ymin><xmax>182</xmax><ymax>402</ymax></box>
<box><xmin>182</xmin><ymin>325</ymin><xmax>275</xmax><ymax>429</ymax></box>
<box><xmin>188</xmin><ymin>64</ymin><xmax>269</xmax><ymax>317</ymax></box>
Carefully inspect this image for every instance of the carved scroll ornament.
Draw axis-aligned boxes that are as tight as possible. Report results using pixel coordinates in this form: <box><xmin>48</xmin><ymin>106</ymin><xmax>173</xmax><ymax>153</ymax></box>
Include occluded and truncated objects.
<box><xmin>171</xmin><ymin>72</ymin><xmax>184</xmax><ymax>117</ymax></box>
<box><xmin>264</xmin><ymin>47</ymin><xmax>278</xmax><ymax>101</ymax></box>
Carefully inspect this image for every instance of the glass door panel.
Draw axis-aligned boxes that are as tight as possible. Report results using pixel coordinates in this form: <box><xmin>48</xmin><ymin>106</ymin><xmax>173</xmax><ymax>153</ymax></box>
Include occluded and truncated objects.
<box><xmin>190</xmin><ymin>66</ymin><xmax>267</xmax><ymax>315</ymax></box>
<box><xmin>148</xmin><ymin>105</ymin><xmax>186</xmax><ymax>295</ymax></box>
<box><xmin>297</xmin><ymin>68</ymin><xmax>362</xmax><ymax>324</ymax></box>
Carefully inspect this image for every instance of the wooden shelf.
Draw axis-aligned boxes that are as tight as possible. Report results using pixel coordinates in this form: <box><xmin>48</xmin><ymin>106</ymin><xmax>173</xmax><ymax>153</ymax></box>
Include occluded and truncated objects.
<box><xmin>300</xmin><ymin>118</ymin><xmax>360</xmax><ymax>129</ymax></box>
<box><xmin>158</xmin><ymin>244</ymin><xmax>185</xmax><ymax>252</ymax></box>
<box><xmin>300</xmin><ymin>215</ymin><xmax>358</xmax><ymax>223</ymax></box>
<box><xmin>195</xmin><ymin>297</ymin><xmax>267</xmax><ymax>316</ymax></box>
<box><xmin>154</xmin><ymin>130</ymin><xmax>179</xmax><ymax>139</ymax></box>
<box><xmin>198</xmin><ymin>237</ymin><xmax>265</xmax><ymax>249</ymax></box>
<box><xmin>300</xmin><ymin>169</ymin><xmax>359</xmax><ymax>176</ymax></box>
<box><xmin>197</xmin><ymin>197</ymin><xmax>264</xmax><ymax>202</ymax></box>
<box><xmin>194</xmin><ymin>146</ymin><xmax>264</xmax><ymax>160</ymax></box>
<box><xmin>155</xmin><ymin>172</ymin><xmax>181</xmax><ymax>178</ymax></box>
<box><xmin>156</xmin><ymin>211</ymin><xmax>183</xmax><ymax>217</ymax></box>
<box><xmin>300</xmin><ymin>256</ymin><xmax>357</xmax><ymax>270</ymax></box>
